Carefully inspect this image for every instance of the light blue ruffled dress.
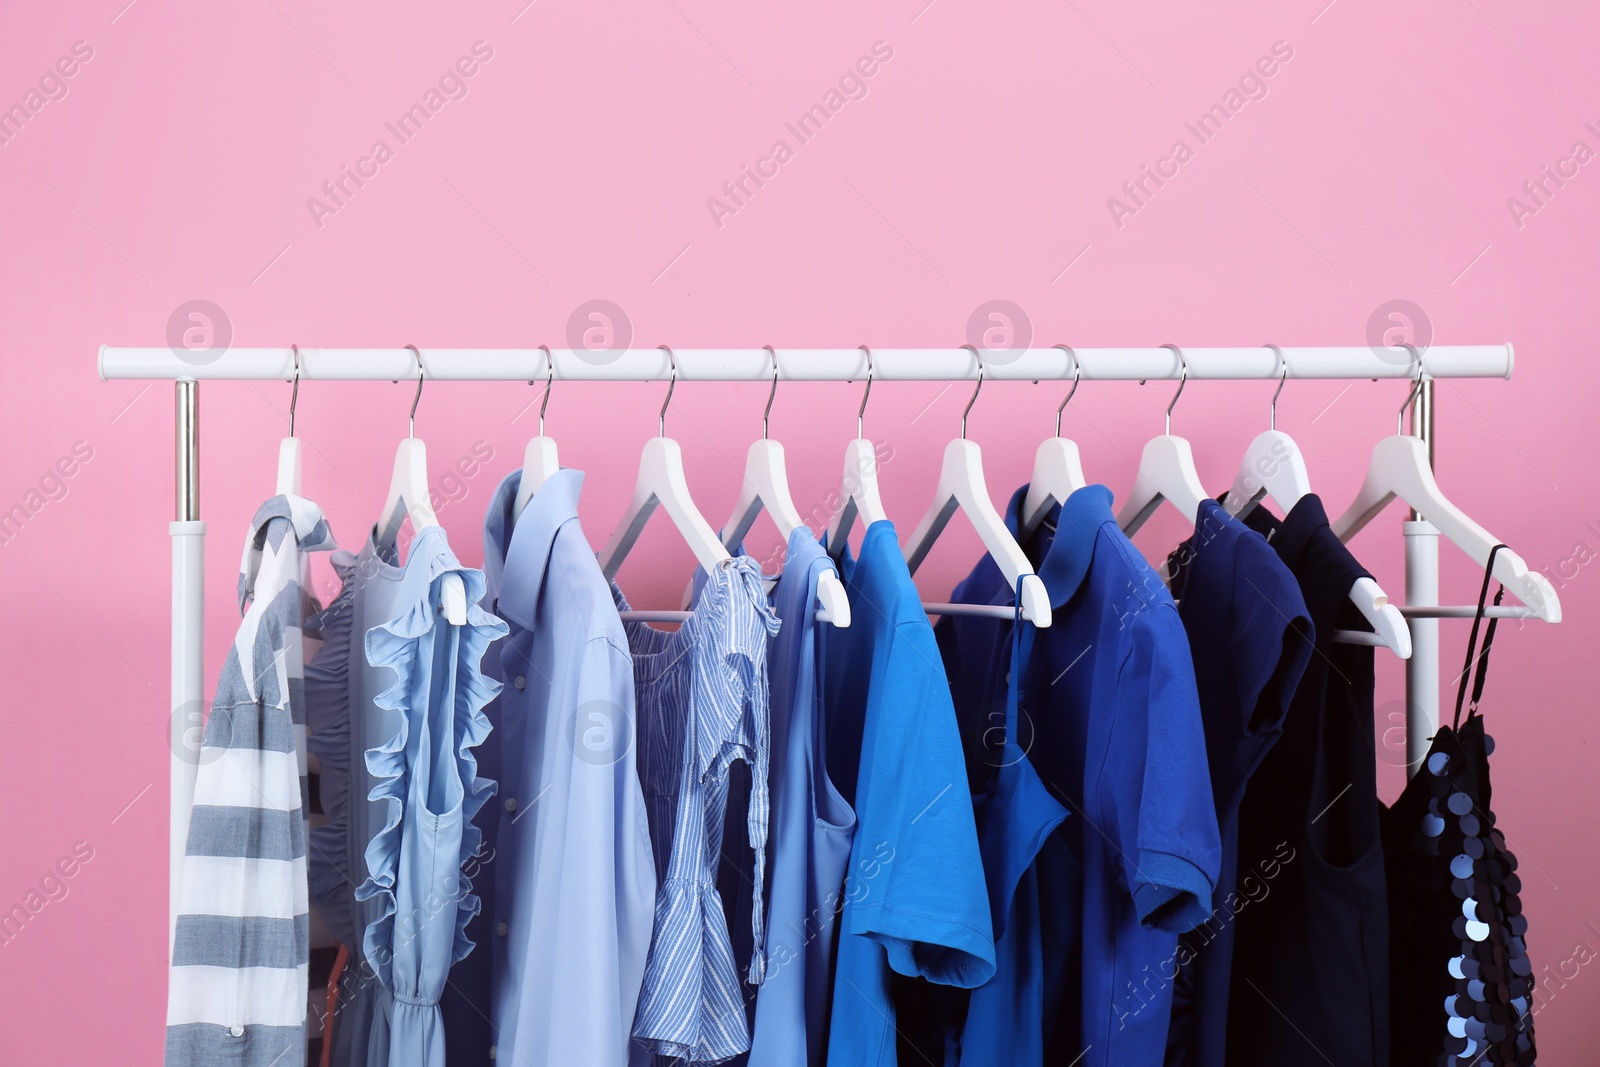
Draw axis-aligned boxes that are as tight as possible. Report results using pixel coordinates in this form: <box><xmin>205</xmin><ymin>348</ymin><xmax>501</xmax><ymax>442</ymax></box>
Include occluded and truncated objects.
<box><xmin>306</xmin><ymin>526</ymin><xmax>507</xmax><ymax>1067</ymax></box>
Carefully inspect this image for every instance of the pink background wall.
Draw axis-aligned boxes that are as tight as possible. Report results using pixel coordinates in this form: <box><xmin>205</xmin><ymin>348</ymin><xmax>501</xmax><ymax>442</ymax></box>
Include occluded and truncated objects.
<box><xmin>3</xmin><ymin>0</ymin><xmax>1598</xmax><ymax>1061</ymax></box>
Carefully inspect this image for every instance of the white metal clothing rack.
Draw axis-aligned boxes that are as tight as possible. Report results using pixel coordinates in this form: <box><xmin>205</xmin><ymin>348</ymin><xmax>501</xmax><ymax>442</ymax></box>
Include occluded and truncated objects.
<box><xmin>98</xmin><ymin>342</ymin><xmax>1553</xmax><ymax>954</ymax></box>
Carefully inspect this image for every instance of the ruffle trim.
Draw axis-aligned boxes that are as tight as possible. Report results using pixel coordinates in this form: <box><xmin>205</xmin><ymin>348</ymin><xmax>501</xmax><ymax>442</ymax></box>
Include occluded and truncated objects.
<box><xmin>354</xmin><ymin>548</ymin><xmax>508</xmax><ymax>982</ymax></box>
<box><xmin>304</xmin><ymin>549</ymin><xmax>361</xmax><ymax>951</ymax></box>
<box><xmin>632</xmin><ymin>880</ymin><xmax>751</xmax><ymax>1064</ymax></box>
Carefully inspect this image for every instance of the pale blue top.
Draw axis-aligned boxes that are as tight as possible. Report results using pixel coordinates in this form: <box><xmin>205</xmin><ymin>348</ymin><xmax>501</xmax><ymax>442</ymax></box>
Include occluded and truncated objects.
<box><xmin>306</xmin><ymin>525</ymin><xmax>506</xmax><ymax>1067</ymax></box>
<box><xmin>743</xmin><ymin>528</ymin><xmax>857</xmax><ymax>1067</ymax></box>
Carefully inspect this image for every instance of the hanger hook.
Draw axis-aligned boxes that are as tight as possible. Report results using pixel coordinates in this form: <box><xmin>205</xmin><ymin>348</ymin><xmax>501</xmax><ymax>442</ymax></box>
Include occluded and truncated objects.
<box><xmin>1161</xmin><ymin>343</ymin><xmax>1187</xmax><ymax>436</ymax></box>
<box><xmin>288</xmin><ymin>344</ymin><xmax>300</xmax><ymax>439</ymax></box>
<box><xmin>855</xmin><ymin>345</ymin><xmax>873</xmax><ymax>440</ymax></box>
<box><xmin>1397</xmin><ymin>344</ymin><xmax>1424</xmax><ymax>436</ymax></box>
<box><xmin>1053</xmin><ymin>344</ymin><xmax>1080</xmax><ymax>438</ymax></box>
<box><xmin>960</xmin><ymin>344</ymin><xmax>985</xmax><ymax>440</ymax></box>
<box><xmin>1265</xmin><ymin>344</ymin><xmax>1286</xmax><ymax>431</ymax></box>
<box><xmin>405</xmin><ymin>344</ymin><xmax>423</xmax><ymax>439</ymax></box>
<box><xmin>762</xmin><ymin>345</ymin><xmax>778</xmax><ymax>440</ymax></box>
<box><xmin>535</xmin><ymin>344</ymin><xmax>554</xmax><ymax>437</ymax></box>
<box><xmin>658</xmin><ymin>344</ymin><xmax>676</xmax><ymax>438</ymax></box>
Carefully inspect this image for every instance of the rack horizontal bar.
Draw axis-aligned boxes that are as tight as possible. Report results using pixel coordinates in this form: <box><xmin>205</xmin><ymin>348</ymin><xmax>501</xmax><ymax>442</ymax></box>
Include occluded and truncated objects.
<box><xmin>99</xmin><ymin>345</ymin><xmax>1514</xmax><ymax>383</ymax></box>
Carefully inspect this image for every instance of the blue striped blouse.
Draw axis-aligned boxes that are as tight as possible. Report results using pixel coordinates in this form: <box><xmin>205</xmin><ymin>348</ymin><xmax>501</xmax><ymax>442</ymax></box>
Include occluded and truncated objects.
<box><xmin>622</xmin><ymin>557</ymin><xmax>781</xmax><ymax>1064</ymax></box>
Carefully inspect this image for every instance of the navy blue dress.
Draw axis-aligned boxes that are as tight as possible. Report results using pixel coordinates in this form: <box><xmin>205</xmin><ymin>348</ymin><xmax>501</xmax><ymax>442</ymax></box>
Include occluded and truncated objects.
<box><xmin>1230</xmin><ymin>494</ymin><xmax>1390</xmax><ymax>1067</ymax></box>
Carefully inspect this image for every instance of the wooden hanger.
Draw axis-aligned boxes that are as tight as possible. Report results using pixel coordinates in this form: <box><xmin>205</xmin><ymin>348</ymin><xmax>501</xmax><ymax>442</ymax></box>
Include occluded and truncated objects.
<box><xmin>826</xmin><ymin>345</ymin><xmax>890</xmax><ymax>556</ymax></box>
<box><xmin>1117</xmin><ymin>345</ymin><xmax>1208</xmax><ymax>535</ymax></box>
<box><xmin>375</xmin><ymin>346</ymin><xmax>467</xmax><ymax>624</ymax></box>
<box><xmin>598</xmin><ymin>345</ymin><xmax>733</xmax><ymax>582</ymax></box>
<box><xmin>1020</xmin><ymin>344</ymin><xmax>1088</xmax><ymax>539</ymax></box>
<box><xmin>714</xmin><ymin>348</ymin><xmax>850</xmax><ymax>625</ymax></box>
<box><xmin>1331</xmin><ymin>368</ymin><xmax>1560</xmax><ymax>623</ymax></box>
<box><xmin>513</xmin><ymin>346</ymin><xmax>560</xmax><ymax>520</ymax></box>
<box><xmin>903</xmin><ymin>346</ymin><xmax>1052</xmax><ymax>626</ymax></box>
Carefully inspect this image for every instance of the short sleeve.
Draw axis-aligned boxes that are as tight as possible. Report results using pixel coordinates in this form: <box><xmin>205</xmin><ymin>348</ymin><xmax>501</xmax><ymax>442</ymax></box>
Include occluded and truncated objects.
<box><xmin>1122</xmin><ymin>606</ymin><xmax>1221</xmax><ymax>934</ymax></box>
<box><xmin>1231</xmin><ymin>533</ymin><xmax>1314</xmax><ymax>736</ymax></box>
<box><xmin>840</xmin><ymin>620</ymin><xmax>996</xmax><ymax>989</ymax></box>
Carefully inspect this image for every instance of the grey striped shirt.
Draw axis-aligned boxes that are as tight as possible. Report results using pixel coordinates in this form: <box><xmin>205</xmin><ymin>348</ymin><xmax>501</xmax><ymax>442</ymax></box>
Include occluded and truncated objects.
<box><xmin>165</xmin><ymin>495</ymin><xmax>335</xmax><ymax>1067</ymax></box>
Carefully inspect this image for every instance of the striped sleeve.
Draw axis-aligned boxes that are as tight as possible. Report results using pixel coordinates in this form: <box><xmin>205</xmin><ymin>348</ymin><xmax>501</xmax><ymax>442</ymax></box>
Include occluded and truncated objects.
<box><xmin>165</xmin><ymin>497</ymin><xmax>334</xmax><ymax>1067</ymax></box>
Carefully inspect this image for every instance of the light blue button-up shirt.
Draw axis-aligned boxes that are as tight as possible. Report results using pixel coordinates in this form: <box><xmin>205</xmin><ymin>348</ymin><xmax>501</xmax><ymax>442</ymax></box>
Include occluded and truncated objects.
<box><xmin>468</xmin><ymin>469</ymin><xmax>658</xmax><ymax>1066</ymax></box>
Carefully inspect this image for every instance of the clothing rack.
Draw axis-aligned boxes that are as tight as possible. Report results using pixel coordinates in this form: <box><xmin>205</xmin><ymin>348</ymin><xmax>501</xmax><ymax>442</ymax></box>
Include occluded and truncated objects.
<box><xmin>97</xmin><ymin>342</ymin><xmax>1551</xmax><ymax>956</ymax></box>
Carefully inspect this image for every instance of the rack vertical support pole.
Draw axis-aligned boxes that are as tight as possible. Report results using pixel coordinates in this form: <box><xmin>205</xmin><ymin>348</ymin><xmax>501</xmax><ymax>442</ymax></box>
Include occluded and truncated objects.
<box><xmin>1403</xmin><ymin>377</ymin><xmax>1439</xmax><ymax>776</ymax></box>
<box><xmin>170</xmin><ymin>380</ymin><xmax>205</xmax><ymax>954</ymax></box>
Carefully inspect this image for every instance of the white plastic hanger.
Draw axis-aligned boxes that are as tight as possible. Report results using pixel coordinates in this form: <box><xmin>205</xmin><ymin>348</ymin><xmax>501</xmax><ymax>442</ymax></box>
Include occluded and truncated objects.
<box><xmin>376</xmin><ymin>346</ymin><xmax>467</xmax><ymax>624</ymax></box>
<box><xmin>1117</xmin><ymin>344</ymin><xmax>1209</xmax><ymax>536</ymax></box>
<box><xmin>825</xmin><ymin>345</ymin><xmax>890</xmax><ymax>556</ymax></box>
<box><xmin>1331</xmin><ymin>364</ymin><xmax>1561</xmax><ymax>623</ymax></box>
<box><xmin>598</xmin><ymin>345</ymin><xmax>733</xmax><ymax>583</ymax></box>
<box><xmin>1215</xmin><ymin>348</ymin><xmax>1409</xmax><ymax>657</ymax></box>
<box><xmin>275</xmin><ymin>344</ymin><xmax>302</xmax><ymax>496</ymax></box>
<box><xmin>1020</xmin><ymin>344</ymin><xmax>1088</xmax><ymax>539</ymax></box>
<box><xmin>1221</xmin><ymin>346</ymin><xmax>1311</xmax><ymax>520</ymax></box>
<box><xmin>513</xmin><ymin>345</ymin><xmax>560</xmax><ymax>520</ymax></box>
<box><xmin>713</xmin><ymin>348</ymin><xmax>850</xmax><ymax>625</ymax></box>
<box><xmin>903</xmin><ymin>346</ymin><xmax>1052</xmax><ymax>627</ymax></box>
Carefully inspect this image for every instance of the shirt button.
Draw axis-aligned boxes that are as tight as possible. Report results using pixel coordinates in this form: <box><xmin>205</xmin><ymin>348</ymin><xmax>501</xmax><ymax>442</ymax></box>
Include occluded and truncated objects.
<box><xmin>229</xmin><ymin>1025</ymin><xmax>245</xmax><ymax>1038</ymax></box>
<box><xmin>513</xmin><ymin>676</ymin><xmax>526</xmax><ymax>690</ymax></box>
<box><xmin>504</xmin><ymin>797</ymin><xmax>517</xmax><ymax>812</ymax></box>
<box><xmin>489</xmin><ymin>1047</ymin><xmax>497</xmax><ymax>1061</ymax></box>
<box><xmin>496</xmin><ymin>921</ymin><xmax>509</xmax><ymax>937</ymax></box>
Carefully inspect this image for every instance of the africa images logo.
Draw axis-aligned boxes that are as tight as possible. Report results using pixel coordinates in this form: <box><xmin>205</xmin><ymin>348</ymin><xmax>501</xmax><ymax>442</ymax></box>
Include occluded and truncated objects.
<box><xmin>566</xmin><ymin>299</ymin><xmax>633</xmax><ymax>366</ymax></box>
<box><xmin>166</xmin><ymin>299</ymin><xmax>233</xmax><ymax>367</ymax></box>
<box><xmin>965</xmin><ymin>299</ymin><xmax>1033</xmax><ymax>367</ymax></box>
<box><xmin>1365</xmin><ymin>299</ymin><xmax>1432</xmax><ymax>367</ymax></box>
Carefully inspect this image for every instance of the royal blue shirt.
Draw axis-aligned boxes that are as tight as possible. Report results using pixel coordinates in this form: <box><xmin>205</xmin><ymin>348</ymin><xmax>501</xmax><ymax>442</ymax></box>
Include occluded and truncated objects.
<box><xmin>1160</xmin><ymin>500</ymin><xmax>1313</xmax><ymax>1067</ymax></box>
<box><xmin>822</xmin><ymin>521</ymin><xmax>996</xmax><ymax>1066</ymax></box>
<box><xmin>943</xmin><ymin>485</ymin><xmax>1220</xmax><ymax>1067</ymax></box>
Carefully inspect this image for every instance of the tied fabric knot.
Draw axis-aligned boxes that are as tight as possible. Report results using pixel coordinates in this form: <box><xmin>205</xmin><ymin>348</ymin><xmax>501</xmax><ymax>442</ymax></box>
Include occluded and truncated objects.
<box><xmin>723</xmin><ymin>556</ymin><xmax>781</xmax><ymax>987</ymax></box>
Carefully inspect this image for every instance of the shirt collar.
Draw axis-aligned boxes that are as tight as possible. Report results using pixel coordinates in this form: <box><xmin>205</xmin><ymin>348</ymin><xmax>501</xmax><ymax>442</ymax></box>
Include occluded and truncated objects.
<box><xmin>484</xmin><ymin>467</ymin><xmax>585</xmax><ymax>630</ymax></box>
<box><xmin>1021</xmin><ymin>482</ymin><xmax>1116</xmax><ymax>609</ymax></box>
<box><xmin>1266</xmin><ymin>492</ymin><xmax>1330</xmax><ymax>571</ymax></box>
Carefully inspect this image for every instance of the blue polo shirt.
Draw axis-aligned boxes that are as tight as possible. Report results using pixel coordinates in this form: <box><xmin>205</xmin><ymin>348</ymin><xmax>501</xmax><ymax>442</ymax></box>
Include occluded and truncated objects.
<box><xmin>1160</xmin><ymin>500</ymin><xmax>1313</xmax><ymax>1067</ymax></box>
<box><xmin>822</xmin><ymin>521</ymin><xmax>996</xmax><ymax>1066</ymax></box>
<box><xmin>938</xmin><ymin>485</ymin><xmax>1220</xmax><ymax>1067</ymax></box>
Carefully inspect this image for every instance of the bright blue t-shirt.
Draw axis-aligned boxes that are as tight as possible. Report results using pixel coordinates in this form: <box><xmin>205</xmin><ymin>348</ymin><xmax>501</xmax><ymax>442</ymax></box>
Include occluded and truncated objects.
<box><xmin>822</xmin><ymin>521</ymin><xmax>996</xmax><ymax>1066</ymax></box>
